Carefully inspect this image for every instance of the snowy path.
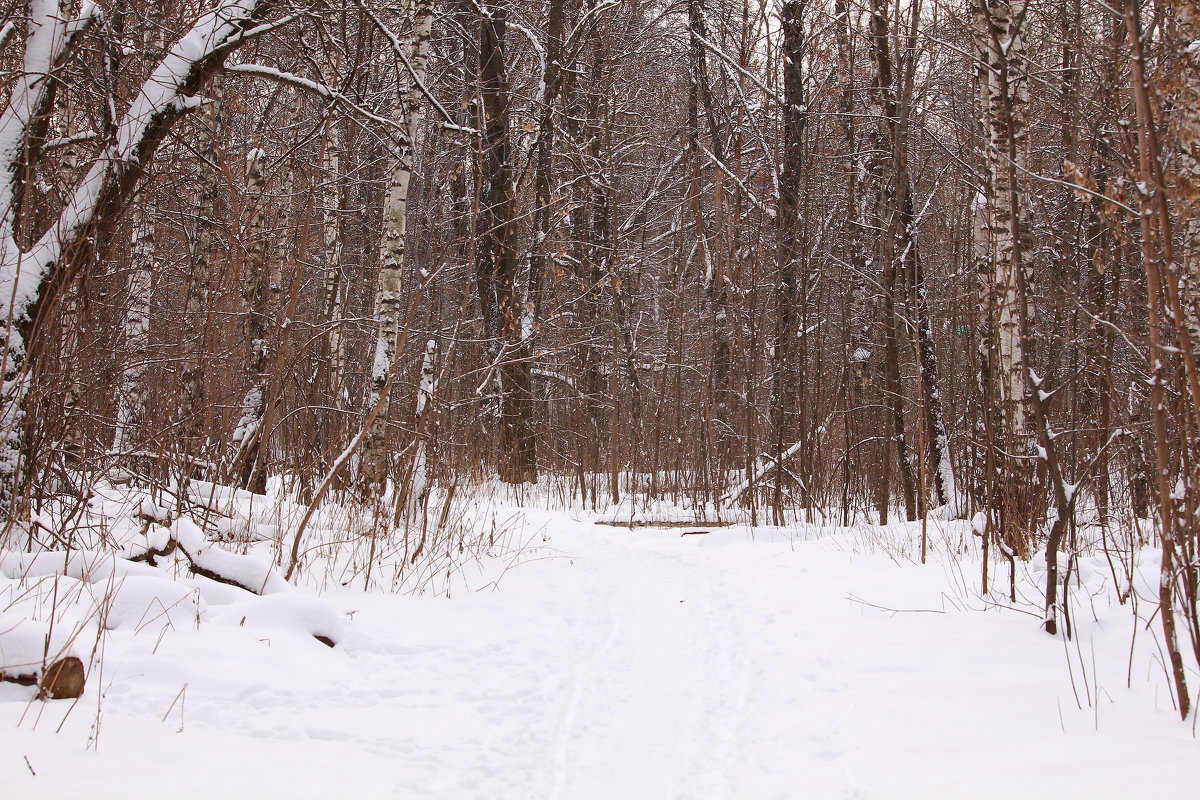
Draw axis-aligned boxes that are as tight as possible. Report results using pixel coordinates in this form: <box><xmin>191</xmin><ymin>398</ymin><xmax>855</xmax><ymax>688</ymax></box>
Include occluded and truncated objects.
<box><xmin>4</xmin><ymin>514</ymin><xmax>1195</xmax><ymax>799</ymax></box>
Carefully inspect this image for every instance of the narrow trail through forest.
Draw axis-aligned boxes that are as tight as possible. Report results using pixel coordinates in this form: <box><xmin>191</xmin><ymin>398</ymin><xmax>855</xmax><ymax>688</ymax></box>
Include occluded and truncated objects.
<box><xmin>4</xmin><ymin>514</ymin><xmax>1195</xmax><ymax>799</ymax></box>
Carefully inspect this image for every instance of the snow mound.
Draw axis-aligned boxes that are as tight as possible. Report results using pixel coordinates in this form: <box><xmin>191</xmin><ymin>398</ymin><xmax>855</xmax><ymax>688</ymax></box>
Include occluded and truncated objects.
<box><xmin>211</xmin><ymin>594</ymin><xmax>345</xmax><ymax>646</ymax></box>
<box><xmin>96</xmin><ymin>576</ymin><xmax>205</xmax><ymax>634</ymax></box>
<box><xmin>0</xmin><ymin>611</ymin><xmax>82</xmax><ymax>674</ymax></box>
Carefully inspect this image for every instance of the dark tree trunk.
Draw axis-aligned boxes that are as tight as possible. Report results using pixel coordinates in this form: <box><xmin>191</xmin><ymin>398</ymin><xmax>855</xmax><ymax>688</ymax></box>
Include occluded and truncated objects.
<box><xmin>476</xmin><ymin>0</ymin><xmax>536</xmax><ymax>483</ymax></box>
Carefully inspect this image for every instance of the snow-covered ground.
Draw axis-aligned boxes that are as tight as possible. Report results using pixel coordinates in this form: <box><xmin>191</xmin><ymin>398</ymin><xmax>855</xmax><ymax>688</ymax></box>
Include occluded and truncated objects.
<box><xmin>2</xmin><ymin>494</ymin><xmax>1196</xmax><ymax>799</ymax></box>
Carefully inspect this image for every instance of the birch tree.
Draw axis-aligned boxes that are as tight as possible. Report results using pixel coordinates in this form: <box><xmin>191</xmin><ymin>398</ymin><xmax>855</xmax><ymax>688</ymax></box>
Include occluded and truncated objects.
<box><xmin>111</xmin><ymin>10</ymin><xmax>164</xmax><ymax>457</ymax></box>
<box><xmin>227</xmin><ymin>141</ymin><xmax>271</xmax><ymax>491</ymax></box>
<box><xmin>176</xmin><ymin>83</ymin><xmax>226</xmax><ymax>464</ymax></box>
<box><xmin>0</xmin><ymin>0</ymin><xmax>289</xmax><ymax>506</ymax></box>
<box><xmin>360</xmin><ymin>0</ymin><xmax>436</xmax><ymax>491</ymax></box>
<box><xmin>972</xmin><ymin>0</ymin><xmax>1037</xmax><ymax>559</ymax></box>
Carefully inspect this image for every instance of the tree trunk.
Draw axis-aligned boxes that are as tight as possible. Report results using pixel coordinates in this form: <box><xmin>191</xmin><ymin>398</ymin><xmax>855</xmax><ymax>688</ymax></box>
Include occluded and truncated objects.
<box><xmin>178</xmin><ymin>87</ymin><xmax>226</xmax><ymax>472</ymax></box>
<box><xmin>475</xmin><ymin>0</ymin><xmax>537</xmax><ymax>484</ymax></box>
<box><xmin>360</xmin><ymin>0</ymin><xmax>436</xmax><ymax>491</ymax></box>
<box><xmin>770</xmin><ymin>0</ymin><xmax>809</xmax><ymax>524</ymax></box>
<box><xmin>973</xmin><ymin>0</ymin><xmax>1036</xmax><ymax>558</ymax></box>
<box><xmin>228</xmin><ymin>143</ymin><xmax>272</xmax><ymax>493</ymax></box>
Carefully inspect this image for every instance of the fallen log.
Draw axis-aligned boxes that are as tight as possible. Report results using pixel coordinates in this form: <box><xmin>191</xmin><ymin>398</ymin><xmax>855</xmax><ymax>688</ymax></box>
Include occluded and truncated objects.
<box><xmin>127</xmin><ymin>517</ymin><xmax>288</xmax><ymax>595</ymax></box>
<box><xmin>593</xmin><ymin>520</ymin><xmax>734</xmax><ymax>529</ymax></box>
<box><xmin>0</xmin><ymin>658</ymin><xmax>86</xmax><ymax>700</ymax></box>
<box><xmin>720</xmin><ymin>440</ymin><xmax>805</xmax><ymax>507</ymax></box>
<box><xmin>38</xmin><ymin>657</ymin><xmax>86</xmax><ymax>699</ymax></box>
<box><xmin>0</xmin><ymin>612</ymin><xmax>87</xmax><ymax>699</ymax></box>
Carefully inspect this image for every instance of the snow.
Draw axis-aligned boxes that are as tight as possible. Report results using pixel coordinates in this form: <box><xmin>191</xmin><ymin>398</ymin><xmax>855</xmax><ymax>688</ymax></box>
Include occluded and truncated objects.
<box><xmin>231</xmin><ymin>386</ymin><xmax>264</xmax><ymax>444</ymax></box>
<box><xmin>173</xmin><ymin>517</ymin><xmax>289</xmax><ymax>595</ymax></box>
<box><xmin>372</xmin><ymin>335</ymin><xmax>390</xmax><ymax>382</ymax></box>
<box><xmin>98</xmin><ymin>576</ymin><xmax>205</xmax><ymax>634</ymax></box>
<box><xmin>1</xmin><ymin>0</ymin><xmax>263</xmax><ymax>328</ymax></box>
<box><xmin>0</xmin><ymin>488</ymin><xmax>1194</xmax><ymax>799</ymax></box>
<box><xmin>209</xmin><ymin>593</ymin><xmax>343</xmax><ymax>646</ymax></box>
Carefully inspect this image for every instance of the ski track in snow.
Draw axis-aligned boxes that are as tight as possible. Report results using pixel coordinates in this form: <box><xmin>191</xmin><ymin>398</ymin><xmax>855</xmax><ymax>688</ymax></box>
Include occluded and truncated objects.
<box><xmin>2</xmin><ymin>513</ymin><xmax>1196</xmax><ymax>799</ymax></box>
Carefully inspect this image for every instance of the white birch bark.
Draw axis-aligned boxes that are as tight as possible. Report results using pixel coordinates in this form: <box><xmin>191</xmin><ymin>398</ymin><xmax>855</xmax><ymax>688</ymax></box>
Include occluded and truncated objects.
<box><xmin>111</xmin><ymin>11</ymin><xmax>165</xmax><ymax>457</ymax></box>
<box><xmin>228</xmin><ymin>144</ymin><xmax>270</xmax><ymax>488</ymax></box>
<box><xmin>974</xmin><ymin>0</ymin><xmax>1030</xmax><ymax>439</ymax></box>
<box><xmin>0</xmin><ymin>0</ymin><xmax>271</xmax><ymax>488</ymax></box>
<box><xmin>973</xmin><ymin>0</ymin><xmax>1034</xmax><ymax>556</ymax></box>
<box><xmin>360</xmin><ymin>0</ymin><xmax>435</xmax><ymax>489</ymax></box>
<box><xmin>404</xmin><ymin>338</ymin><xmax>437</xmax><ymax>519</ymax></box>
<box><xmin>320</xmin><ymin>112</ymin><xmax>346</xmax><ymax>407</ymax></box>
<box><xmin>229</xmin><ymin>97</ymin><xmax>300</xmax><ymax>491</ymax></box>
<box><xmin>178</xmin><ymin>86</ymin><xmax>225</xmax><ymax>456</ymax></box>
<box><xmin>112</xmin><ymin>215</ymin><xmax>155</xmax><ymax>454</ymax></box>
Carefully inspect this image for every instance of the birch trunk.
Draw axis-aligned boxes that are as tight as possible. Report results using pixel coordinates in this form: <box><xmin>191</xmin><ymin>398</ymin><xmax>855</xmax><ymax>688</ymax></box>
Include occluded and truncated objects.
<box><xmin>360</xmin><ymin>0</ymin><xmax>436</xmax><ymax>491</ymax></box>
<box><xmin>312</xmin><ymin>108</ymin><xmax>348</xmax><ymax>482</ymax></box>
<box><xmin>113</xmin><ymin>213</ymin><xmax>155</xmax><ymax>455</ymax></box>
<box><xmin>112</xmin><ymin>18</ymin><xmax>163</xmax><ymax>458</ymax></box>
<box><xmin>401</xmin><ymin>339</ymin><xmax>438</xmax><ymax>520</ymax></box>
<box><xmin>178</xmin><ymin>87</ymin><xmax>226</xmax><ymax>467</ymax></box>
<box><xmin>227</xmin><ymin>142</ymin><xmax>271</xmax><ymax>492</ymax></box>
<box><xmin>973</xmin><ymin>0</ymin><xmax>1036</xmax><ymax>558</ymax></box>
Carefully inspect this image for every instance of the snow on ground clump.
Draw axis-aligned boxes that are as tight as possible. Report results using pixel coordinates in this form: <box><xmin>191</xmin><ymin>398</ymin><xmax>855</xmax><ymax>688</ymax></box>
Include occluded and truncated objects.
<box><xmin>0</xmin><ymin>478</ymin><xmax>346</xmax><ymax>707</ymax></box>
<box><xmin>0</xmin><ymin>482</ymin><xmax>1196</xmax><ymax>799</ymax></box>
<box><xmin>209</xmin><ymin>593</ymin><xmax>344</xmax><ymax>646</ymax></box>
<box><xmin>97</xmin><ymin>576</ymin><xmax>205</xmax><ymax>634</ymax></box>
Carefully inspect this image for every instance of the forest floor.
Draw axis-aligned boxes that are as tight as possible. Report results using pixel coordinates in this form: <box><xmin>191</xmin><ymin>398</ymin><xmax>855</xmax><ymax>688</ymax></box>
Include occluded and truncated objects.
<box><xmin>1</xmin><ymin>490</ymin><xmax>1196</xmax><ymax>799</ymax></box>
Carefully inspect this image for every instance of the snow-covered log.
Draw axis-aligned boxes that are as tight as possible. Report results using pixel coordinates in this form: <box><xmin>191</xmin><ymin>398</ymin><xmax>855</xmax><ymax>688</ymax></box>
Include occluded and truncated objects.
<box><xmin>0</xmin><ymin>614</ymin><xmax>86</xmax><ymax>699</ymax></box>
<box><xmin>721</xmin><ymin>441</ymin><xmax>804</xmax><ymax>507</ymax></box>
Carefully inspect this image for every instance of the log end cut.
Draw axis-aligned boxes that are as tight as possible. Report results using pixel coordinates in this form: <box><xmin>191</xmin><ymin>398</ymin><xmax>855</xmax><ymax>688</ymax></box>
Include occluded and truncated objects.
<box><xmin>38</xmin><ymin>657</ymin><xmax>86</xmax><ymax>700</ymax></box>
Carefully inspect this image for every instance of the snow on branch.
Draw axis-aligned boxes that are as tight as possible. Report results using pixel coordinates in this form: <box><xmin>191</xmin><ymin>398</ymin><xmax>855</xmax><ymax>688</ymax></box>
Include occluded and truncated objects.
<box><xmin>227</xmin><ymin>63</ymin><xmax>415</xmax><ymax>137</ymax></box>
<box><xmin>721</xmin><ymin>441</ymin><xmax>805</xmax><ymax>507</ymax></box>
<box><xmin>356</xmin><ymin>0</ymin><xmax>468</xmax><ymax>132</ymax></box>
<box><xmin>1</xmin><ymin>0</ymin><xmax>280</xmax><ymax>349</ymax></box>
<box><xmin>0</xmin><ymin>21</ymin><xmax>17</xmax><ymax>49</ymax></box>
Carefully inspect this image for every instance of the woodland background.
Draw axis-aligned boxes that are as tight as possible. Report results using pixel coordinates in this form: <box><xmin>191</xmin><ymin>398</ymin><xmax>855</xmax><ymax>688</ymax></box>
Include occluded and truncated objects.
<box><xmin>2</xmin><ymin>0</ymin><xmax>1199</xmax><ymax>717</ymax></box>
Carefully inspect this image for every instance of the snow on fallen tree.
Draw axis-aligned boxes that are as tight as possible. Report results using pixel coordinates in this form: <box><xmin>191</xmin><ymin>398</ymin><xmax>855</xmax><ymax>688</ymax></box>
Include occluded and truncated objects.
<box><xmin>0</xmin><ymin>525</ymin><xmax>288</xmax><ymax>599</ymax></box>
<box><xmin>170</xmin><ymin>517</ymin><xmax>289</xmax><ymax>596</ymax></box>
<box><xmin>720</xmin><ymin>441</ymin><xmax>805</xmax><ymax>507</ymax></box>
<box><xmin>0</xmin><ymin>572</ymin><xmax>94</xmax><ymax>700</ymax></box>
<box><xmin>122</xmin><ymin>516</ymin><xmax>289</xmax><ymax>596</ymax></box>
<box><xmin>128</xmin><ymin>528</ymin><xmax>343</xmax><ymax>645</ymax></box>
<box><xmin>1</xmin><ymin>502</ymin><xmax>334</xmax><ymax>657</ymax></box>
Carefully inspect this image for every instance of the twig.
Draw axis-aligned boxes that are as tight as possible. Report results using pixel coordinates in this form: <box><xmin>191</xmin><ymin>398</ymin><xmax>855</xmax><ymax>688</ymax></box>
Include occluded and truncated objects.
<box><xmin>846</xmin><ymin>594</ymin><xmax>945</xmax><ymax>614</ymax></box>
